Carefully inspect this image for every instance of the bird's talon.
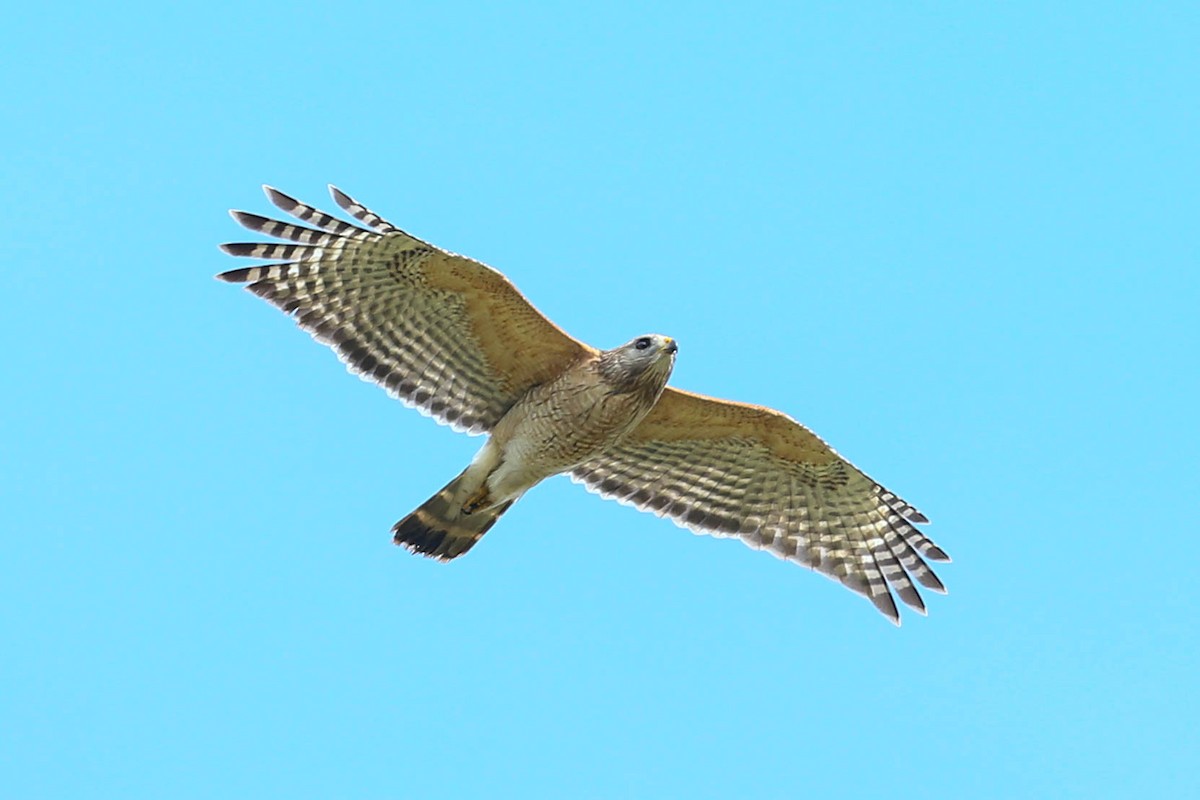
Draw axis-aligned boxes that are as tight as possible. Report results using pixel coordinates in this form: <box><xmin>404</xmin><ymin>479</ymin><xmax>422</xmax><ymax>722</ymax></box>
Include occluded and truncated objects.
<box><xmin>463</xmin><ymin>487</ymin><xmax>490</xmax><ymax>515</ymax></box>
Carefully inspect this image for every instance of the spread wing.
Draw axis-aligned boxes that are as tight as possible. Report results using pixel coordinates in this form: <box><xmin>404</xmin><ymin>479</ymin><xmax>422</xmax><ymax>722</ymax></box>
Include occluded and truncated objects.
<box><xmin>571</xmin><ymin>387</ymin><xmax>950</xmax><ymax>623</ymax></box>
<box><xmin>218</xmin><ymin>186</ymin><xmax>594</xmax><ymax>434</ymax></box>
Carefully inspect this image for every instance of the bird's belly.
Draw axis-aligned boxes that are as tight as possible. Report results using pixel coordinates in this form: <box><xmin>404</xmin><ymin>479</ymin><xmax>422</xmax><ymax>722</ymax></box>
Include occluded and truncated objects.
<box><xmin>488</xmin><ymin>390</ymin><xmax>646</xmax><ymax>499</ymax></box>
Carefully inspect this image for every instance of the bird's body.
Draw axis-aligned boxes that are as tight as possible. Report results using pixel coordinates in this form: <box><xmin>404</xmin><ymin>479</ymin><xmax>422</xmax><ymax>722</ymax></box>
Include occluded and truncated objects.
<box><xmin>394</xmin><ymin>336</ymin><xmax>677</xmax><ymax>558</ymax></box>
<box><xmin>219</xmin><ymin>185</ymin><xmax>950</xmax><ymax>624</ymax></box>
<box><xmin>489</xmin><ymin>339</ymin><xmax>676</xmax><ymax>498</ymax></box>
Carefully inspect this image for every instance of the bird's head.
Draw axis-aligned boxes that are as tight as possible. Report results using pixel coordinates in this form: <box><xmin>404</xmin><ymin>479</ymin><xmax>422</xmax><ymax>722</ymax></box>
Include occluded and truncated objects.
<box><xmin>598</xmin><ymin>334</ymin><xmax>677</xmax><ymax>391</ymax></box>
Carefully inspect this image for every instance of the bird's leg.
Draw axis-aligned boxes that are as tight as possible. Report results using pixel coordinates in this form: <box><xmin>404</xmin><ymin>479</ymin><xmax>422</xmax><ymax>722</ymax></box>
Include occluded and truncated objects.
<box><xmin>462</xmin><ymin>484</ymin><xmax>492</xmax><ymax>516</ymax></box>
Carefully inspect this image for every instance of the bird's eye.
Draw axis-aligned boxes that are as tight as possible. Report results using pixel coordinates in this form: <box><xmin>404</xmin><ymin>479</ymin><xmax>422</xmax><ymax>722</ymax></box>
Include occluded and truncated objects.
<box><xmin>634</xmin><ymin>337</ymin><xmax>652</xmax><ymax>350</ymax></box>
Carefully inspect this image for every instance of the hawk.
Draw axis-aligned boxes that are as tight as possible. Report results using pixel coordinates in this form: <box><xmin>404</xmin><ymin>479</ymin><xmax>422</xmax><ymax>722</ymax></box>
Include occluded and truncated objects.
<box><xmin>218</xmin><ymin>185</ymin><xmax>950</xmax><ymax>623</ymax></box>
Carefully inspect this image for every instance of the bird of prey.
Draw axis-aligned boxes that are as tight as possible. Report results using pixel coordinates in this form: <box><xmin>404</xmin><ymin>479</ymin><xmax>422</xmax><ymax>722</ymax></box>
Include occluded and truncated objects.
<box><xmin>218</xmin><ymin>185</ymin><xmax>950</xmax><ymax>623</ymax></box>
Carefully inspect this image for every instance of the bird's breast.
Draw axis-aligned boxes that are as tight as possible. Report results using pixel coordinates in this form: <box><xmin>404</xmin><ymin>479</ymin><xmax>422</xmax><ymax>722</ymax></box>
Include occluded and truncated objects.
<box><xmin>487</xmin><ymin>368</ymin><xmax>661</xmax><ymax>495</ymax></box>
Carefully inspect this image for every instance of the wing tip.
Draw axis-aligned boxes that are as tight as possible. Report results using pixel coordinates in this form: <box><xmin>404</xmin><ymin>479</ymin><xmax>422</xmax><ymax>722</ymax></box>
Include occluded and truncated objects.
<box><xmin>228</xmin><ymin>210</ymin><xmax>265</xmax><ymax>232</ymax></box>
<box><xmin>263</xmin><ymin>184</ymin><xmax>299</xmax><ymax>212</ymax></box>
<box><xmin>926</xmin><ymin>545</ymin><xmax>952</xmax><ymax>563</ymax></box>
<box><xmin>214</xmin><ymin>266</ymin><xmax>253</xmax><ymax>283</ymax></box>
<box><xmin>897</xmin><ymin>587</ymin><xmax>928</xmax><ymax>616</ymax></box>
<box><xmin>916</xmin><ymin>569</ymin><xmax>948</xmax><ymax>592</ymax></box>
<box><xmin>328</xmin><ymin>184</ymin><xmax>352</xmax><ymax>209</ymax></box>
<box><xmin>218</xmin><ymin>242</ymin><xmax>245</xmax><ymax>256</ymax></box>
<box><xmin>872</xmin><ymin>592</ymin><xmax>901</xmax><ymax>626</ymax></box>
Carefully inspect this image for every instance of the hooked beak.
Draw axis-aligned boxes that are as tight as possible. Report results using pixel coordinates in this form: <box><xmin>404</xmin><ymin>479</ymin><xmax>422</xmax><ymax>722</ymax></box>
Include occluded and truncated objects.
<box><xmin>664</xmin><ymin>337</ymin><xmax>678</xmax><ymax>355</ymax></box>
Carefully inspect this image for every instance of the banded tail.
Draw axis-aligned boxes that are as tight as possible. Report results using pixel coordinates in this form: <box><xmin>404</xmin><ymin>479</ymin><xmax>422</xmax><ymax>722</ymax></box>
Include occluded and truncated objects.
<box><xmin>392</xmin><ymin>470</ymin><xmax>513</xmax><ymax>560</ymax></box>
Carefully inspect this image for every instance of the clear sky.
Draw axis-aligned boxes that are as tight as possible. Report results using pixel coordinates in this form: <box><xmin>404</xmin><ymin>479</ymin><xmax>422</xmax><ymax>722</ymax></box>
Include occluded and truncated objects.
<box><xmin>3</xmin><ymin>2</ymin><xmax>1197</xmax><ymax>798</ymax></box>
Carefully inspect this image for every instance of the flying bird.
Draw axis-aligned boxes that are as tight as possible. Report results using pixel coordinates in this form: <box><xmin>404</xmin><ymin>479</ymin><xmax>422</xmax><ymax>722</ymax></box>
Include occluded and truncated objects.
<box><xmin>218</xmin><ymin>185</ymin><xmax>950</xmax><ymax>623</ymax></box>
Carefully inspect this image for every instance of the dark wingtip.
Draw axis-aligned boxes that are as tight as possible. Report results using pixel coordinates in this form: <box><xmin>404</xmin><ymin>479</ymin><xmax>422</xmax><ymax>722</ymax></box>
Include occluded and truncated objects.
<box><xmin>896</xmin><ymin>585</ymin><xmax>927</xmax><ymax>615</ymax></box>
<box><xmin>215</xmin><ymin>266</ymin><xmax>253</xmax><ymax>283</ymax></box>
<box><xmin>925</xmin><ymin>545</ymin><xmax>952</xmax><ymax>562</ymax></box>
<box><xmin>872</xmin><ymin>591</ymin><xmax>901</xmax><ymax>626</ymax></box>
<box><xmin>264</xmin><ymin>185</ymin><xmax>299</xmax><ymax>213</ymax></box>
<box><xmin>329</xmin><ymin>184</ymin><xmax>353</xmax><ymax>210</ymax></box>
<box><xmin>229</xmin><ymin>210</ymin><xmax>270</xmax><ymax>233</ymax></box>
<box><xmin>917</xmin><ymin>569</ymin><xmax>947</xmax><ymax>593</ymax></box>
<box><xmin>219</xmin><ymin>242</ymin><xmax>265</xmax><ymax>257</ymax></box>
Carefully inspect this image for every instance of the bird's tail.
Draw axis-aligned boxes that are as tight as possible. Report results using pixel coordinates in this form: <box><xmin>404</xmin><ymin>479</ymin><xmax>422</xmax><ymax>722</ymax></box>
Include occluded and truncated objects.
<box><xmin>392</xmin><ymin>469</ymin><xmax>513</xmax><ymax>561</ymax></box>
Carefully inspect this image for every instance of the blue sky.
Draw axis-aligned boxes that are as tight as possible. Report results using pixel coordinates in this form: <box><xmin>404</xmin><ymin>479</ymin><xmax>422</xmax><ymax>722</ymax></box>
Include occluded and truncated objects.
<box><xmin>3</xmin><ymin>2</ymin><xmax>1197</xmax><ymax>797</ymax></box>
